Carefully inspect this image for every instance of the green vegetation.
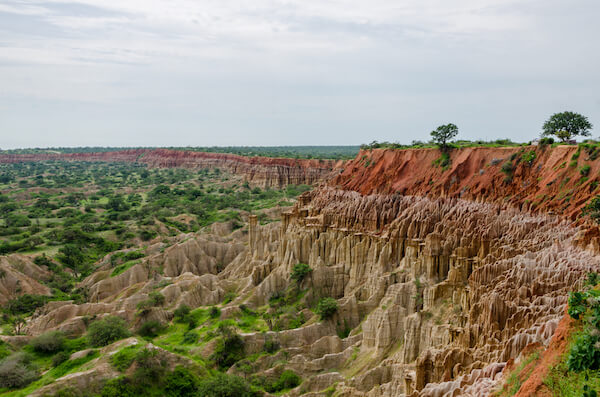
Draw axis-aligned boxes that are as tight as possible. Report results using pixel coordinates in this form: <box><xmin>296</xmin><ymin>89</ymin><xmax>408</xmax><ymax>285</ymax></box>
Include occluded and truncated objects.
<box><xmin>0</xmin><ymin>158</ymin><xmax>325</xmax><ymax>396</ymax></box>
<box><xmin>290</xmin><ymin>263</ymin><xmax>311</xmax><ymax>283</ymax></box>
<box><xmin>87</xmin><ymin>316</ymin><xmax>130</xmax><ymax>347</ymax></box>
<box><xmin>360</xmin><ymin>138</ymin><xmax>525</xmax><ymax>151</ymax></box>
<box><xmin>0</xmin><ymin>146</ymin><xmax>359</xmax><ymax>160</ymax></box>
<box><xmin>316</xmin><ymin>297</ymin><xmax>338</xmax><ymax>320</ymax></box>
<box><xmin>430</xmin><ymin>123</ymin><xmax>459</xmax><ymax>151</ymax></box>
<box><xmin>495</xmin><ymin>351</ymin><xmax>541</xmax><ymax>397</ymax></box>
<box><xmin>264</xmin><ymin>370</ymin><xmax>302</xmax><ymax>393</ymax></box>
<box><xmin>580</xmin><ymin>164</ymin><xmax>592</xmax><ymax>177</ymax></box>
<box><xmin>582</xmin><ymin>196</ymin><xmax>600</xmax><ymax>223</ymax></box>
<box><xmin>542</xmin><ymin>273</ymin><xmax>600</xmax><ymax>395</ymax></box>
<box><xmin>542</xmin><ymin>111</ymin><xmax>593</xmax><ymax>142</ymax></box>
<box><xmin>210</xmin><ymin>324</ymin><xmax>245</xmax><ymax>370</ymax></box>
<box><xmin>30</xmin><ymin>331</ymin><xmax>65</xmax><ymax>354</ymax></box>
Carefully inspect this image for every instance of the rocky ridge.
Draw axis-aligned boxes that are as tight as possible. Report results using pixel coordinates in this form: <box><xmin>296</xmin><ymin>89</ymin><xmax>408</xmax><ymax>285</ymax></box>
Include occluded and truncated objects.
<box><xmin>0</xmin><ymin>149</ymin><xmax>339</xmax><ymax>188</ymax></box>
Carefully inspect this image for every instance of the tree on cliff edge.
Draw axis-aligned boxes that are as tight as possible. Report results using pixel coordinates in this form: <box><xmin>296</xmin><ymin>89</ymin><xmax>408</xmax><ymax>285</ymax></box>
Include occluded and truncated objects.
<box><xmin>430</xmin><ymin>123</ymin><xmax>458</xmax><ymax>151</ymax></box>
<box><xmin>542</xmin><ymin>111</ymin><xmax>593</xmax><ymax>142</ymax></box>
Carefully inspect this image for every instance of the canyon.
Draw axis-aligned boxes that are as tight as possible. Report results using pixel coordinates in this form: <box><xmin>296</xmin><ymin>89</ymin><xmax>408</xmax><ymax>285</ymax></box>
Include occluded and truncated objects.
<box><xmin>0</xmin><ymin>149</ymin><xmax>338</xmax><ymax>189</ymax></box>
<box><xmin>1</xmin><ymin>145</ymin><xmax>599</xmax><ymax>396</ymax></box>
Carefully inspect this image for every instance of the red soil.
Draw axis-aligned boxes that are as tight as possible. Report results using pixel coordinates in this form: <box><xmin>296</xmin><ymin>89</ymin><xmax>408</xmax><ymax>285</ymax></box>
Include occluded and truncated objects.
<box><xmin>332</xmin><ymin>146</ymin><xmax>600</xmax><ymax>221</ymax></box>
<box><xmin>513</xmin><ymin>310</ymin><xmax>575</xmax><ymax>397</ymax></box>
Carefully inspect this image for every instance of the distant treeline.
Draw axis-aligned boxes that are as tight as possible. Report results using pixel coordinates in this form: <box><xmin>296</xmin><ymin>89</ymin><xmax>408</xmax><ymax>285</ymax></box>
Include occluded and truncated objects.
<box><xmin>0</xmin><ymin>146</ymin><xmax>360</xmax><ymax>160</ymax></box>
<box><xmin>360</xmin><ymin>139</ymin><xmax>527</xmax><ymax>150</ymax></box>
<box><xmin>172</xmin><ymin>146</ymin><xmax>360</xmax><ymax>160</ymax></box>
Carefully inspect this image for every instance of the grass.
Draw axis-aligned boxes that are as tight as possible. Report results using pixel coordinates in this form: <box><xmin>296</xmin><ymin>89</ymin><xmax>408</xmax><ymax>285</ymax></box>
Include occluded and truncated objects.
<box><xmin>544</xmin><ymin>356</ymin><xmax>600</xmax><ymax>396</ymax></box>
<box><xmin>494</xmin><ymin>351</ymin><xmax>540</xmax><ymax>397</ymax></box>
<box><xmin>0</xmin><ymin>350</ymin><xmax>99</xmax><ymax>397</ymax></box>
<box><xmin>111</xmin><ymin>259</ymin><xmax>142</xmax><ymax>277</ymax></box>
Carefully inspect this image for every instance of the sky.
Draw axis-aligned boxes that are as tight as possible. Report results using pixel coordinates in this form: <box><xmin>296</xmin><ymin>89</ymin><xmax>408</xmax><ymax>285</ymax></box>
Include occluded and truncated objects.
<box><xmin>0</xmin><ymin>0</ymin><xmax>599</xmax><ymax>149</ymax></box>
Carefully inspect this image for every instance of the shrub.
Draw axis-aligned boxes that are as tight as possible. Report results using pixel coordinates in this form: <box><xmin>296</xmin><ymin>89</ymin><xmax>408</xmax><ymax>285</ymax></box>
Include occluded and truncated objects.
<box><xmin>6</xmin><ymin>294</ymin><xmax>49</xmax><ymax>315</ymax></box>
<box><xmin>137</xmin><ymin>320</ymin><xmax>165</xmax><ymax>338</ymax></box>
<box><xmin>0</xmin><ymin>352</ymin><xmax>38</xmax><ymax>389</ymax></box>
<box><xmin>568</xmin><ymin>291</ymin><xmax>587</xmax><ymax>320</ymax></box>
<box><xmin>182</xmin><ymin>331</ymin><xmax>199</xmax><ymax>344</ymax></box>
<box><xmin>580</xmin><ymin>164</ymin><xmax>591</xmax><ymax>176</ymax></box>
<box><xmin>223</xmin><ymin>292</ymin><xmax>236</xmax><ymax>304</ymax></box>
<box><xmin>87</xmin><ymin>316</ymin><xmax>130</xmax><ymax>347</ymax></box>
<box><xmin>316</xmin><ymin>297</ymin><xmax>338</xmax><ymax>320</ymax></box>
<box><xmin>583</xmin><ymin>196</ymin><xmax>600</xmax><ymax>223</ymax></box>
<box><xmin>173</xmin><ymin>304</ymin><xmax>190</xmax><ymax>322</ymax></box>
<box><xmin>263</xmin><ymin>337</ymin><xmax>280</xmax><ymax>354</ymax></box>
<box><xmin>100</xmin><ymin>377</ymin><xmax>137</xmax><ymax>397</ymax></box>
<box><xmin>211</xmin><ymin>325</ymin><xmax>245</xmax><ymax>369</ymax></box>
<box><xmin>133</xmin><ymin>348</ymin><xmax>167</xmax><ymax>385</ymax></box>
<box><xmin>588</xmin><ymin>272</ymin><xmax>600</xmax><ymax>287</ymax></box>
<box><xmin>137</xmin><ymin>292</ymin><xmax>166</xmax><ymax>314</ymax></box>
<box><xmin>500</xmin><ymin>161</ymin><xmax>515</xmax><ymax>182</ymax></box>
<box><xmin>265</xmin><ymin>370</ymin><xmax>302</xmax><ymax>393</ymax></box>
<box><xmin>209</xmin><ymin>306</ymin><xmax>221</xmax><ymax>319</ymax></box>
<box><xmin>31</xmin><ymin>330</ymin><xmax>66</xmax><ymax>353</ymax></box>
<box><xmin>521</xmin><ymin>150</ymin><xmax>536</xmax><ymax>165</ymax></box>
<box><xmin>567</xmin><ymin>332</ymin><xmax>600</xmax><ymax>371</ymax></box>
<box><xmin>165</xmin><ymin>365</ymin><xmax>199</xmax><ymax>397</ymax></box>
<box><xmin>52</xmin><ymin>351</ymin><xmax>70</xmax><ymax>367</ymax></box>
<box><xmin>111</xmin><ymin>346</ymin><xmax>139</xmax><ymax>372</ymax></box>
<box><xmin>197</xmin><ymin>373</ymin><xmax>255</xmax><ymax>397</ymax></box>
<box><xmin>290</xmin><ymin>263</ymin><xmax>311</xmax><ymax>284</ymax></box>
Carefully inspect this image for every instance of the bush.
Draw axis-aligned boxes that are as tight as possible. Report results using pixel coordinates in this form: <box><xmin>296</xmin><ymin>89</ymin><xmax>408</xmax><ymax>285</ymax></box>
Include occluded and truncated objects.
<box><xmin>211</xmin><ymin>326</ymin><xmax>245</xmax><ymax>369</ymax></box>
<box><xmin>290</xmin><ymin>263</ymin><xmax>311</xmax><ymax>283</ymax></box>
<box><xmin>31</xmin><ymin>330</ymin><xmax>66</xmax><ymax>353</ymax></box>
<box><xmin>137</xmin><ymin>320</ymin><xmax>165</xmax><ymax>338</ymax></box>
<box><xmin>182</xmin><ymin>331</ymin><xmax>199</xmax><ymax>344</ymax></box>
<box><xmin>316</xmin><ymin>297</ymin><xmax>338</xmax><ymax>320</ymax></box>
<box><xmin>165</xmin><ymin>365</ymin><xmax>199</xmax><ymax>397</ymax></box>
<box><xmin>263</xmin><ymin>337</ymin><xmax>280</xmax><ymax>354</ymax></box>
<box><xmin>52</xmin><ymin>351</ymin><xmax>70</xmax><ymax>367</ymax></box>
<box><xmin>133</xmin><ymin>348</ymin><xmax>167</xmax><ymax>385</ymax></box>
<box><xmin>87</xmin><ymin>316</ymin><xmax>130</xmax><ymax>347</ymax></box>
<box><xmin>265</xmin><ymin>370</ymin><xmax>302</xmax><ymax>393</ymax></box>
<box><xmin>100</xmin><ymin>377</ymin><xmax>137</xmax><ymax>397</ymax></box>
<box><xmin>223</xmin><ymin>292</ymin><xmax>236</xmax><ymax>304</ymax></box>
<box><xmin>567</xmin><ymin>332</ymin><xmax>600</xmax><ymax>371</ymax></box>
<box><xmin>500</xmin><ymin>161</ymin><xmax>515</xmax><ymax>182</ymax></box>
<box><xmin>0</xmin><ymin>352</ymin><xmax>38</xmax><ymax>389</ymax></box>
<box><xmin>6</xmin><ymin>294</ymin><xmax>49</xmax><ymax>315</ymax></box>
<box><xmin>580</xmin><ymin>164</ymin><xmax>591</xmax><ymax>176</ymax></box>
<box><xmin>209</xmin><ymin>306</ymin><xmax>221</xmax><ymax>319</ymax></box>
<box><xmin>173</xmin><ymin>304</ymin><xmax>190</xmax><ymax>322</ymax></box>
<box><xmin>568</xmin><ymin>291</ymin><xmax>587</xmax><ymax>320</ymax></box>
<box><xmin>521</xmin><ymin>150</ymin><xmax>536</xmax><ymax>165</ymax></box>
<box><xmin>197</xmin><ymin>373</ymin><xmax>255</xmax><ymax>397</ymax></box>
<box><xmin>110</xmin><ymin>346</ymin><xmax>139</xmax><ymax>372</ymax></box>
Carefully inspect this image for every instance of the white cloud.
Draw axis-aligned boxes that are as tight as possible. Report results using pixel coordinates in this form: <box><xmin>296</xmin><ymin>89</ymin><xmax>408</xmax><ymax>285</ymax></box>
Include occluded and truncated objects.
<box><xmin>0</xmin><ymin>0</ymin><xmax>598</xmax><ymax>148</ymax></box>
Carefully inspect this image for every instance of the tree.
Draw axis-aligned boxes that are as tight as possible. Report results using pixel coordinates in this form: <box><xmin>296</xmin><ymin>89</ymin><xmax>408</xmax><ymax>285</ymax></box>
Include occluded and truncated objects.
<box><xmin>316</xmin><ymin>297</ymin><xmax>338</xmax><ymax>320</ymax></box>
<box><xmin>290</xmin><ymin>263</ymin><xmax>311</xmax><ymax>284</ymax></box>
<box><xmin>87</xmin><ymin>316</ymin><xmax>130</xmax><ymax>347</ymax></box>
<box><xmin>542</xmin><ymin>111</ymin><xmax>593</xmax><ymax>142</ymax></box>
<box><xmin>430</xmin><ymin>123</ymin><xmax>458</xmax><ymax>150</ymax></box>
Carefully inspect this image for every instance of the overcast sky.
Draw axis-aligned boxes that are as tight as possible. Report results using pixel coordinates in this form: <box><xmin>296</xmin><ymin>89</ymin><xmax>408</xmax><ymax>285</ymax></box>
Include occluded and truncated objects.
<box><xmin>0</xmin><ymin>0</ymin><xmax>598</xmax><ymax>149</ymax></box>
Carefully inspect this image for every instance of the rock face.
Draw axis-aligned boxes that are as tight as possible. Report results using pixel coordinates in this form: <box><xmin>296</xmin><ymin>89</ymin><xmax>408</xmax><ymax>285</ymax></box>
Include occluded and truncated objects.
<box><xmin>0</xmin><ymin>255</ymin><xmax>51</xmax><ymax>304</ymax></box>
<box><xmin>226</xmin><ymin>187</ymin><xmax>599</xmax><ymax>396</ymax></box>
<box><xmin>0</xmin><ymin>149</ymin><xmax>338</xmax><ymax>188</ymax></box>
<box><xmin>333</xmin><ymin>146</ymin><xmax>600</xmax><ymax>221</ymax></box>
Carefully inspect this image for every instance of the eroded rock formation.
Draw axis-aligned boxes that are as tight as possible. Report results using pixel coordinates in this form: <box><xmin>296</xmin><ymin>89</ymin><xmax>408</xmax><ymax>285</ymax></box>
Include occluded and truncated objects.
<box><xmin>0</xmin><ymin>149</ymin><xmax>338</xmax><ymax>188</ymax></box>
<box><xmin>7</xmin><ymin>146</ymin><xmax>600</xmax><ymax>396</ymax></box>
